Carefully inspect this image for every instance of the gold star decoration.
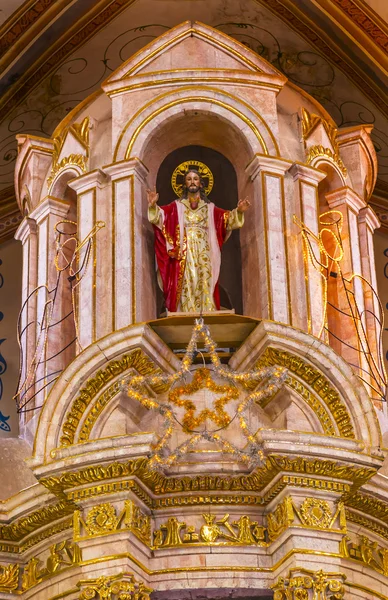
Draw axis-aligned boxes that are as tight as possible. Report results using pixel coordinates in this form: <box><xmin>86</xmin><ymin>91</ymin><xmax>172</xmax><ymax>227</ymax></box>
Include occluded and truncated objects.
<box><xmin>169</xmin><ymin>367</ymin><xmax>239</xmax><ymax>432</ymax></box>
<box><xmin>123</xmin><ymin>318</ymin><xmax>287</xmax><ymax>471</ymax></box>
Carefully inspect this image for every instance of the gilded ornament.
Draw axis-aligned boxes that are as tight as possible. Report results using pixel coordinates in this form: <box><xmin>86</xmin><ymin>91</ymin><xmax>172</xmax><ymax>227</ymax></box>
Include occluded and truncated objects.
<box><xmin>171</xmin><ymin>160</ymin><xmax>214</xmax><ymax>197</ymax></box>
<box><xmin>22</xmin><ymin>540</ymin><xmax>81</xmax><ymax>591</ymax></box>
<box><xmin>341</xmin><ymin>533</ymin><xmax>388</xmax><ymax>577</ymax></box>
<box><xmin>47</xmin><ymin>116</ymin><xmax>90</xmax><ymax>187</ymax></box>
<box><xmin>0</xmin><ymin>500</ymin><xmax>75</xmax><ymax>542</ymax></box>
<box><xmin>299</xmin><ymin>498</ymin><xmax>332</xmax><ymax>529</ymax></box>
<box><xmin>59</xmin><ymin>350</ymin><xmax>167</xmax><ymax>447</ymax></box>
<box><xmin>40</xmin><ymin>455</ymin><xmax>376</xmax><ymax>504</ymax></box>
<box><xmin>255</xmin><ymin>347</ymin><xmax>355</xmax><ymax>439</ymax></box>
<box><xmin>85</xmin><ymin>503</ymin><xmax>118</xmax><ymax>535</ymax></box>
<box><xmin>77</xmin><ymin>572</ymin><xmax>152</xmax><ymax>600</ymax></box>
<box><xmin>272</xmin><ymin>568</ymin><xmax>345</xmax><ymax>600</ymax></box>
<box><xmin>74</xmin><ymin>500</ymin><xmax>151</xmax><ymax>545</ymax></box>
<box><xmin>153</xmin><ymin>513</ymin><xmax>266</xmax><ymax>548</ymax></box>
<box><xmin>0</xmin><ymin>563</ymin><xmax>19</xmax><ymax>592</ymax></box>
<box><xmin>345</xmin><ymin>508</ymin><xmax>388</xmax><ymax>542</ymax></box>
<box><xmin>267</xmin><ymin>496</ymin><xmax>346</xmax><ymax>541</ymax></box>
<box><xmin>301</xmin><ymin>107</ymin><xmax>347</xmax><ymax>177</ymax></box>
<box><xmin>267</xmin><ymin>497</ymin><xmax>294</xmax><ymax>541</ymax></box>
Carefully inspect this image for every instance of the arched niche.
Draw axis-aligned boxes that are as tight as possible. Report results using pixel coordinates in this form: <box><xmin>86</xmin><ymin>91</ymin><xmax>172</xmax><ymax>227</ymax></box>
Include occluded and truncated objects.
<box><xmin>155</xmin><ymin>144</ymin><xmax>243</xmax><ymax>314</ymax></box>
<box><xmin>119</xmin><ymin>102</ymin><xmax>267</xmax><ymax>321</ymax></box>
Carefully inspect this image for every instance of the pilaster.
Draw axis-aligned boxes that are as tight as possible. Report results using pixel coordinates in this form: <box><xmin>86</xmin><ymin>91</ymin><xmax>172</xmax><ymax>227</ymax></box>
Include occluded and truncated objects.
<box><xmin>29</xmin><ymin>197</ymin><xmax>72</xmax><ymax>413</ymax></box>
<box><xmin>103</xmin><ymin>158</ymin><xmax>152</xmax><ymax>328</ymax></box>
<box><xmin>69</xmin><ymin>169</ymin><xmax>110</xmax><ymax>347</ymax></box>
<box><xmin>246</xmin><ymin>155</ymin><xmax>291</xmax><ymax>323</ymax></box>
<box><xmin>325</xmin><ymin>187</ymin><xmax>367</xmax><ymax>378</ymax></box>
<box><xmin>288</xmin><ymin>163</ymin><xmax>326</xmax><ymax>337</ymax></box>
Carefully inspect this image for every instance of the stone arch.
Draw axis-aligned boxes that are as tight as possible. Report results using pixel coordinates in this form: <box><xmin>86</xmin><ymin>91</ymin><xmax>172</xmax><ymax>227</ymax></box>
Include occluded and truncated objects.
<box><xmin>230</xmin><ymin>320</ymin><xmax>382</xmax><ymax>451</ymax></box>
<box><xmin>49</xmin><ymin>165</ymin><xmax>83</xmax><ymax>201</ymax></box>
<box><xmin>31</xmin><ymin>319</ymin><xmax>382</xmax><ymax>469</ymax></box>
<box><xmin>114</xmin><ymin>88</ymin><xmax>278</xmax><ymax>164</ymax></box>
<box><xmin>112</xmin><ymin>90</ymin><xmax>279</xmax><ymax>319</ymax></box>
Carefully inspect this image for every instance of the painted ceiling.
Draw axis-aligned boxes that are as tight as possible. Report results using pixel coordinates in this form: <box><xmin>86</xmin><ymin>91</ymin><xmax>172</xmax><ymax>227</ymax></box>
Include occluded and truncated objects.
<box><xmin>0</xmin><ymin>0</ymin><xmax>387</xmax><ymax>240</ymax></box>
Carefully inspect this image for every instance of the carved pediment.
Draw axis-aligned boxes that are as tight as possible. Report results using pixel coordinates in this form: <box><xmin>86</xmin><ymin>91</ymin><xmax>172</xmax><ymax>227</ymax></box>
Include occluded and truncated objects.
<box><xmin>102</xmin><ymin>20</ymin><xmax>287</xmax><ymax>93</ymax></box>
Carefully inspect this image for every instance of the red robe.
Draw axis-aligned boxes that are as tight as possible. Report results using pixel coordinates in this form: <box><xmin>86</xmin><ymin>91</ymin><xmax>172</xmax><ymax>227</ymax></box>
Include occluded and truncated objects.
<box><xmin>153</xmin><ymin>200</ymin><xmax>230</xmax><ymax>312</ymax></box>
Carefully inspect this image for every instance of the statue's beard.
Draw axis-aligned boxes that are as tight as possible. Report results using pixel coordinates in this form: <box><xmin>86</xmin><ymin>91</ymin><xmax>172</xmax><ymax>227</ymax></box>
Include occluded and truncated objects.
<box><xmin>188</xmin><ymin>184</ymin><xmax>200</xmax><ymax>194</ymax></box>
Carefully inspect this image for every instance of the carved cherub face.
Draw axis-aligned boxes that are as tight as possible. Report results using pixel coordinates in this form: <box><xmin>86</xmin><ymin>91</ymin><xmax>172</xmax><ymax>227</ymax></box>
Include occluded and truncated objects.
<box><xmin>185</xmin><ymin>170</ymin><xmax>202</xmax><ymax>194</ymax></box>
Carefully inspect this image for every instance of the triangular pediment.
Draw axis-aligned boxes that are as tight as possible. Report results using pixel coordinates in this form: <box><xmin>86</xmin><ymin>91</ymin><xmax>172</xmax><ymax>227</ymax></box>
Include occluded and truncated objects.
<box><xmin>103</xmin><ymin>20</ymin><xmax>286</xmax><ymax>86</ymax></box>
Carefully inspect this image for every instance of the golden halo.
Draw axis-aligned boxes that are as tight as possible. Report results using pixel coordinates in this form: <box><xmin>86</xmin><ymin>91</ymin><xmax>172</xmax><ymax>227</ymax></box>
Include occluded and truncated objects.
<box><xmin>171</xmin><ymin>160</ymin><xmax>214</xmax><ymax>198</ymax></box>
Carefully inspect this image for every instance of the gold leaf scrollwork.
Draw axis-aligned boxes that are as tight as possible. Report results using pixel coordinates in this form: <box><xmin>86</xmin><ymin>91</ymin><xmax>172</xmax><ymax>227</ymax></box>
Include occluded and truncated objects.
<box><xmin>0</xmin><ymin>563</ymin><xmax>19</xmax><ymax>592</ymax></box>
<box><xmin>272</xmin><ymin>569</ymin><xmax>345</xmax><ymax>600</ymax></box>
<box><xmin>77</xmin><ymin>572</ymin><xmax>152</xmax><ymax>600</ymax></box>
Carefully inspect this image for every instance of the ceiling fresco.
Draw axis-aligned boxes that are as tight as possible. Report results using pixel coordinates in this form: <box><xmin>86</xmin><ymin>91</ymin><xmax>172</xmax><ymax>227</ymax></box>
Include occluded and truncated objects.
<box><xmin>0</xmin><ymin>0</ymin><xmax>387</xmax><ymax>239</ymax></box>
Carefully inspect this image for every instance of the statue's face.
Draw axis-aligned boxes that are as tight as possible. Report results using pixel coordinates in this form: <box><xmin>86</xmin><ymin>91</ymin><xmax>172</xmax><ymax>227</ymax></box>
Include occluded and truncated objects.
<box><xmin>185</xmin><ymin>171</ymin><xmax>202</xmax><ymax>194</ymax></box>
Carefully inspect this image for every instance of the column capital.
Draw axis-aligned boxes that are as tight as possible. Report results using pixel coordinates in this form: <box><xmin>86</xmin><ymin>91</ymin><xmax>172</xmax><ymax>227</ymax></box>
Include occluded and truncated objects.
<box><xmin>103</xmin><ymin>157</ymin><xmax>149</xmax><ymax>182</ymax></box>
<box><xmin>15</xmin><ymin>217</ymin><xmax>37</xmax><ymax>243</ymax></box>
<box><xmin>358</xmin><ymin>205</ymin><xmax>380</xmax><ymax>231</ymax></box>
<box><xmin>29</xmin><ymin>196</ymin><xmax>71</xmax><ymax>224</ymax></box>
<box><xmin>325</xmin><ymin>186</ymin><xmax>366</xmax><ymax>214</ymax></box>
<box><xmin>246</xmin><ymin>154</ymin><xmax>291</xmax><ymax>180</ymax></box>
<box><xmin>68</xmin><ymin>168</ymin><xmax>108</xmax><ymax>193</ymax></box>
<box><xmin>288</xmin><ymin>162</ymin><xmax>327</xmax><ymax>185</ymax></box>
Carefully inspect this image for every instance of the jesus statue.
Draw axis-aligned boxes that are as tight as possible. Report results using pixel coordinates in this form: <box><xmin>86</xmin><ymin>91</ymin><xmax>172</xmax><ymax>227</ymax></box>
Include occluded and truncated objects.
<box><xmin>147</xmin><ymin>168</ymin><xmax>250</xmax><ymax>313</ymax></box>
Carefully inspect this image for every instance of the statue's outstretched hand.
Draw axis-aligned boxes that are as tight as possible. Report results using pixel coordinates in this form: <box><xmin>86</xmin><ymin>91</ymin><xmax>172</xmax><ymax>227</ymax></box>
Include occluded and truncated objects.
<box><xmin>237</xmin><ymin>197</ymin><xmax>251</xmax><ymax>213</ymax></box>
<box><xmin>147</xmin><ymin>187</ymin><xmax>159</xmax><ymax>206</ymax></box>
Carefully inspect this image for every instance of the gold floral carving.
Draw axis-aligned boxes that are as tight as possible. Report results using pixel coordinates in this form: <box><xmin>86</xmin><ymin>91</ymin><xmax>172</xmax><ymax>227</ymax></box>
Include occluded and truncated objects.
<box><xmin>272</xmin><ymin>568</ymin><xmax>345</xmax><ymax>599</ymax></box>
<box><xmin>0</xmin><ymin>563</ymin><xmax>19</xmax><ymax>592</ymax></box>
<box><xmin>73</xmin><ymin>500</ymin><xmax>151</xmax><ymax>545</ymax></box>
<box><xmin>341</xmin><ymin>533</ymin><xmax>388</xmax><ymax>577</ymax></box>
<box><xmin>77</xmin><ymin>572</ymin><xmax>152</xmax><ymax>600</ymax></box>
<box><xmin>153</xmin><ymin>513</ymin><xmax>266</xmax><ymax>548</ymax></box>
<box><xmin>267</xmin><ymin>496</ymin><xmax>346</xmax><ymax>541</ymax></box>
<box><xmin>59</xmin><ymin>349</ymin><xmax>167</xmax><ymax>447</ymax></box>
<box><xmin>255</xmin><ymin>347</ymin><xmax>355</xmax><ymax>438</ymax></box>
<box><xmin>301</xmin><ymin>107</ymin><xmax>347</xmax><ymax>177</ymax></box>
<box><xmin>21</xmin><ymin>540</ymin><xmax>81</xmax><ymax>591</ymax></box>
<box><xmin>47</xmin><ymin>116</ymin><xmax>89</xmax><ymax>187</ymax></box>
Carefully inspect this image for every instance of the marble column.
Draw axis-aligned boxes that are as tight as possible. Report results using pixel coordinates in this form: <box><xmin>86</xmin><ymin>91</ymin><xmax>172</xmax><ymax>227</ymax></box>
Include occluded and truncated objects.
<box><xmin>14</xmin><ymin>217</ymin><xmax>38</xmax><ymax>429</ymax></box>
<box><xmin>69</xmin><ymin>169</ymin><xmax>110</xmax><ymax>348</ymax></box>
<box><xmin>103</xmin><ymin>158</ymin><xmax>154</xmax><ymax>328</ymax></box>
<box><xmin>288</xmin><ymin>163</ymin><xmax>326</xmax><ymax>336</ymax></box>
<box><xmin>245</xmin><ymin>155</ymin><xmax>291</xmax><ymax>323</ymax></box>
<box><xmin>325</xmin><ymin>187</ymin><xmax>367</xmax><ymax>375</ymax></box>
<box><xmin>29</xmin><ymin>197</ymin><xmax>72</xmax><ymax>411</ymax></box>
<box><xmin>358</xmin><ymin>205</ymin><xmax>385</xmax><ymax>399</ymax></box>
